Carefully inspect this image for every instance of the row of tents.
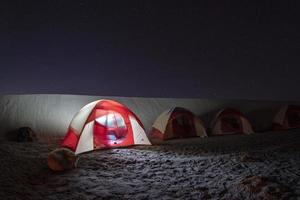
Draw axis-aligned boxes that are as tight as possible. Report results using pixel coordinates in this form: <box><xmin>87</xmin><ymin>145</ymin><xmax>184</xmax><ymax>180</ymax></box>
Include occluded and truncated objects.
<box><xmin>61</xmin><ymin>99</ymin><xmax>300</xmax><ymax>155</ymax></box>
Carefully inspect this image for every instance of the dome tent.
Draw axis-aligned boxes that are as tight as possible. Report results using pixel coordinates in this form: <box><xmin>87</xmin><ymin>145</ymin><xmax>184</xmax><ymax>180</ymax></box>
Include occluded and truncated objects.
<box><xmin>273</xmin><ymin>105</ymin><xmax>300</xmax><ymax>130</ymax></box>
<box><xmin>61</xmin><ymin>99</ymin><xmax>151</xmax><ymax>154</ymax></box>
<box><xmin>211</xmin><ymin>108</ymin><xmax>254</xmax><ymax>135</ymax></box>
<box><xmin>150</xmin><ymin>107</ymin><xmax>207</xmax><ymax>140</ymax></box>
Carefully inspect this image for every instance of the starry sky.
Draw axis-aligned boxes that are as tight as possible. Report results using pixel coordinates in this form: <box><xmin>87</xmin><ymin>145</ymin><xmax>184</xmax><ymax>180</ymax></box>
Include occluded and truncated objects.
<box><xmin>0</xmin><ymin>1</ymin><xmax>299</xmax><ymax>100</ymax></box>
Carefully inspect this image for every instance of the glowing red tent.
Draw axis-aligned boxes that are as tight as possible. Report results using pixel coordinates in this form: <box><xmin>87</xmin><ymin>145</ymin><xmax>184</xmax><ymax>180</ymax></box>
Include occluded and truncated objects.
<box><xmin>150</xmin><ymin>107</ymin><xmax>207</xmax><ymax>140</ymax></box>
<box><xmin>211</xmin><ymin>108</ymin><xmax>254</xmax><ymax>135</ymax></box>
<box><xmin>61</xmin><ymin>99</ymin><xmax>151</xmax><ymax>154</ymax></box>
<box><xmin>273</xmin><ymin>105</ymin><xmax>300</xmax><ymax>130</ymax></box>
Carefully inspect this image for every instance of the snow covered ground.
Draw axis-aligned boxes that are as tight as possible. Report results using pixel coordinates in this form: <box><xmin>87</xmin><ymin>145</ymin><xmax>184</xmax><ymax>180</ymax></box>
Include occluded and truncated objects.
<box><xmin>0</xmin><ymin>130</ymin><xmax>299</xmax><ymax>200</ymax></box>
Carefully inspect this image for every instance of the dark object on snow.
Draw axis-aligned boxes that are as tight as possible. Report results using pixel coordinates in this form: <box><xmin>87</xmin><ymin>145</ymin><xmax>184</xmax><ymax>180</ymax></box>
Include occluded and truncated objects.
<box><xmin>6</xmin><ymin>127</ymin><xmax>38</xmax><ymax>142</ymax></box>
<box><xmin>240</xmin><ymin>153</ymin><xmax>261</xmax><ymax>162</ymax></box>
<box><xmin>48</xmin><ymin>148</ymin><xmax>78</xmax><ymax>172</ymax></box>
<box><xmin>227</xmin><ymin>176</ymin><xmax>293</xmax><ymax>199</ymax></box>
<box><xmin>16</xmin><ymin>127</ymin><xmax>37</xmax><ymax>142</ymax></box>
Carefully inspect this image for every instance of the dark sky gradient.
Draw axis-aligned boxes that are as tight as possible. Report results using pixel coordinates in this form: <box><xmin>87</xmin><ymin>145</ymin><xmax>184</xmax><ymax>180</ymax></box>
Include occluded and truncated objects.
<box><xmin>0</xmin><ymin>1</ymin><xmax>299</xmax><ymax>100</ymax></box>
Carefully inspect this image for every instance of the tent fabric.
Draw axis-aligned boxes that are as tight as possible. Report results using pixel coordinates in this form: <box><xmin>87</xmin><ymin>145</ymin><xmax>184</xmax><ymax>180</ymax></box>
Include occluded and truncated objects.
<box><xmin>273</xmin><ymin>105</ymin><xmax>300</xmax><ymax>130</ymax></box>
<box><xmin>61</xmin><ymin>99</ymin><xmax>151</xmax><ymax>154</ymax></box>
<box><xmin>211</xmin><ymin>108</ymin><xmax>254</xmax><ymax>135</ymax></box>
<box><xmin>150</xmin><ymin>107</ymin><xmax>207</xmax><ymax>140</ymax></box>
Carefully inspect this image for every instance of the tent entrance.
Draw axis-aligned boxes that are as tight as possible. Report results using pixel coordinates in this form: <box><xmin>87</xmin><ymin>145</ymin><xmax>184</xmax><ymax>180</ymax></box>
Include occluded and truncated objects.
<box><xmin>172</xmin><ymin>115</ymin><xmax>195</xmax><ymax>138</ymax></box>
<box><xmin>221</xmin><ymin>115</ymin><xmax>242</xmax><ymax>133</ymax></box>
<box><xmin>287</xmin><ymin>111</ymin><xmax>300</xmax><ymax>128</ymax></box>
<box><xmin>94</xmin><ymin>110</ymin><xmax>129</xmax><ymax>148</ymax></box>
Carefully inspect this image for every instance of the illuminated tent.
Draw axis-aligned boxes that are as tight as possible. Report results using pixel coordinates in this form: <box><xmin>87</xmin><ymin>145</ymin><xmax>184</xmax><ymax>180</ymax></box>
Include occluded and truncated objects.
<box><xmin>61</xmin><ymin>99</ymin><xmax>151</xmax><ymax>154</ymax></box>
<box><xmin>273</xmin><ymin>105</ymin><xmax>300</xmax><ymax>130</ymax></box>
<box><xmin>211</xmin><ymin>108</ymin><xmax>254</xmax><ymax>135</ymax></box>
<box><xmin>150</xmin><ymin>107</ymin><xmax>207</xmax><ymax>140</ymax></box>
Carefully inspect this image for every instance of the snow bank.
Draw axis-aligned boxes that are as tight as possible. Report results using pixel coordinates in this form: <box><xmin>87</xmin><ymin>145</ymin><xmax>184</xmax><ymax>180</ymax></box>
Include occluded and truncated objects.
<box><xmin>0</xmin><ymin>94</ymin><xmax>299</xmax><ymax>141</ymax></box>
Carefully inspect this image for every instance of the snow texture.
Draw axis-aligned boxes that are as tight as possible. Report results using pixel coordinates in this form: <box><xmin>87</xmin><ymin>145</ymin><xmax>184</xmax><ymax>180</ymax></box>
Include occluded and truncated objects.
<box><xmin>0</xmin><ymin>130</ymin><xmax>299</xmax><ymax>200</ymax></box>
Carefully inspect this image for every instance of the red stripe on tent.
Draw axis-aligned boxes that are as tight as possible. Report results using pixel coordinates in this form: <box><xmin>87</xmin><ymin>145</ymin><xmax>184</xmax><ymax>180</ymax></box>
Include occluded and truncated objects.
<box><xmin>85</xmin><ymin>100</ymin><xmax>145</xmax><ymax>129</ymax></box>
<box><xmin>220</xmin><ymin>116</ymin><xmax>243</xmax><ymax>134</ymax></box>
<box><xmin>149</xmin><ymin>128</ymin><xmax>164</xmax><ymax>140</ymax></box>
<box><xmin>61</xmin><ymin>128</ymin><xmax>79</xmax><ymax>151</ymax></box>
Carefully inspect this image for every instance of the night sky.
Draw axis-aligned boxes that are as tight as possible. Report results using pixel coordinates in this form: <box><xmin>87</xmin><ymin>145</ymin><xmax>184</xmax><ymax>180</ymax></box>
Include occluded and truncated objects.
<box><xmin>0</xmin><ymin>1</ymin><xmax>299</xmax><ymax>100</ymax></box>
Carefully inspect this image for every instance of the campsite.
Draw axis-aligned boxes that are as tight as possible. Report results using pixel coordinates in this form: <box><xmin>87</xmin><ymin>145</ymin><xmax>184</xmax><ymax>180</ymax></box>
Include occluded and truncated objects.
<box><xmin>1</xmin><ymin>1</ymin><xmax>300</xmax><ymax>199</ymax></box>
<box><xmin>0</xmin><ymin>96</ymin><xmax>300</xmax><ymax>199</ymax></box>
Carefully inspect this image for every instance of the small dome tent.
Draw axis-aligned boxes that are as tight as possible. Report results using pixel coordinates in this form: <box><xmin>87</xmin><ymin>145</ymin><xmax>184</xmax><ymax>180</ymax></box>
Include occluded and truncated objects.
<box><xmin>150</xmin><ymin>107</ymin><xmax>207</xmax><ymax>140</ymax></box>
<box><xmin>211</xmin><ymin>108</ymin><xmax>254</xmax><ymax>135</ymax></box>
<box><xmin>273</xmin><ymin>105</ymin><xmax>300</xmax><ymax>130</ymax></box>
<box><xmin>61</xmin><ymin>99</ymin><xmax>151</xmax><ymax>154</ymax></box>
